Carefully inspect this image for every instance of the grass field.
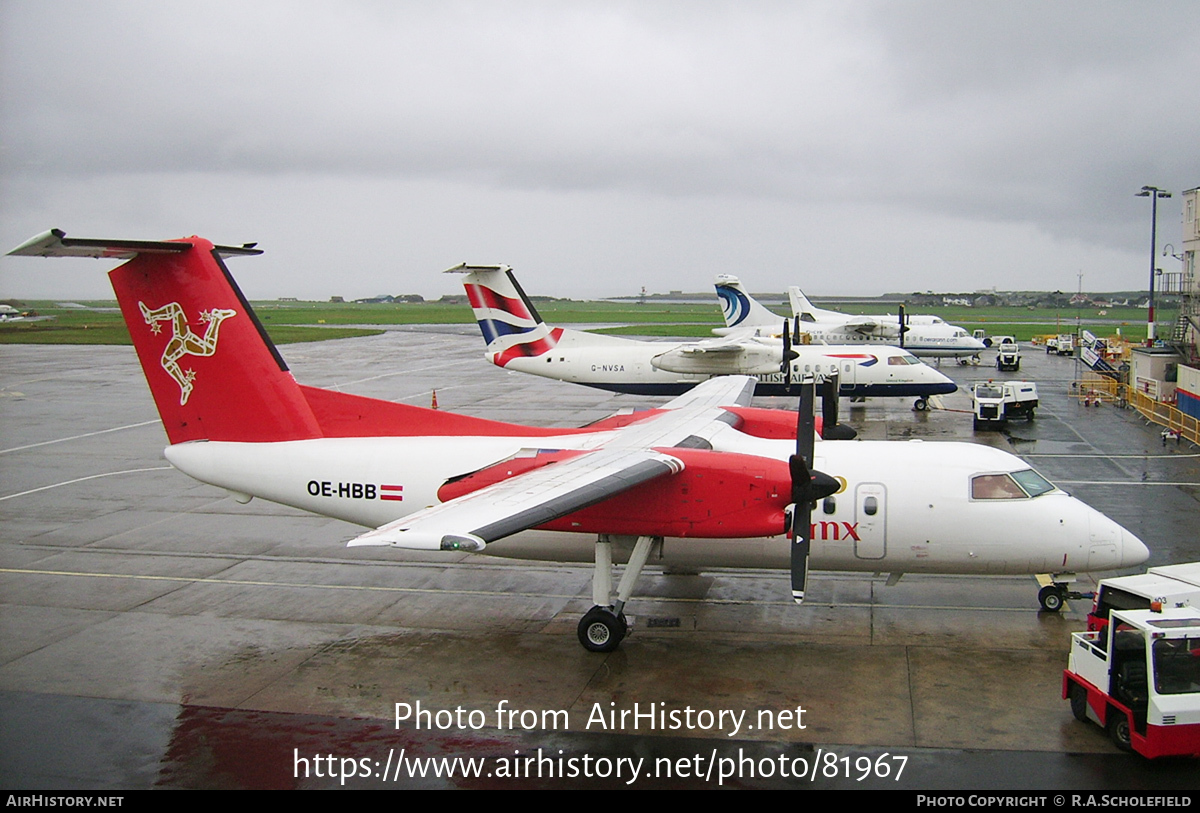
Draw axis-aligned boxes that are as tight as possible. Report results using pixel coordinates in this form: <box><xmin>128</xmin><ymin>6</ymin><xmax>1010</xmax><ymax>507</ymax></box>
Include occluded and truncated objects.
<box><xmin>0</xmin><ymin>298</ymin><xmax>1172</xmax><ymax>345</ymax></box>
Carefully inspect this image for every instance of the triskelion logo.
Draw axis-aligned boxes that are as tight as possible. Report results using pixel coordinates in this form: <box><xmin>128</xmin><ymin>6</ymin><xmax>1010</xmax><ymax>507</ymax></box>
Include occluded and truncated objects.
<box><xmin>139</xmin><ymin>301</ymin><xmax>237</xmax><ymax>405</ymax></box>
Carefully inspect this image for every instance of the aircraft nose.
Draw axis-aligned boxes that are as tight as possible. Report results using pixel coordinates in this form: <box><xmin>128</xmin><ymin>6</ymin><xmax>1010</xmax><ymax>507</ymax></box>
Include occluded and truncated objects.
<box><xmin>1121</xmin><ymin>528</ymin><xmax>1150</xmax><ymax>568</ymax></box>
<box><xmin>927</xmin><ymin>365</ymin><xmax>956</xmax><ymax>386</ymax></box>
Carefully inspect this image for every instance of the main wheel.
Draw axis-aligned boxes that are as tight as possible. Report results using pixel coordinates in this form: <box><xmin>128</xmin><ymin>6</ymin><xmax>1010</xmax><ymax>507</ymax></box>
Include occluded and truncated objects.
<box><xmin>1038</xmin><ymin>585</ymin><xmax>1065</xmax><ymax>612</ymax></box>
<box><xmin>1068</xmin><ymin>683</ymin><xmax>1089</xmax><ymax>722</ymax></box>
<box><xmin>1107</xmin><ymin>711</ymin><xmax>1133</xmax><ymax>752</ymax></box>
<box><xmin>577</xmin><ymin>606</ymin><xmax>627</xmax><ymax>653</ymax></box>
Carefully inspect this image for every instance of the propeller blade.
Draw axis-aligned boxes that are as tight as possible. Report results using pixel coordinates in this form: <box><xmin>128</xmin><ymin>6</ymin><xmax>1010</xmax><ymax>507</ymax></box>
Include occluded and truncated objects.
<box><xmin>788</xmin><ymin>449</ymin><xmax>812</xmax><ymax>602</ymax></box>
<box><xmin>820</xmin><ymin>371</ymin><xmax>857</xmax><ymax>440</ymax></box>
<box><xmin>792</xmin><ymin>314</ymin><xmax>801</xmax><ymax>345</ymax></box>
<box><xmin>796</xmin><ymin>376</ymin><xmax>815</xmax><ymax>466</ymax></box>
<box><xmin>898</xmin><ymin>304</ymin><xmax>907</xmax><ymax>349</ymax></box>
<box><xmin>791</xmin><ymin>507</ymin><xmax>811</xmax><ymax>602</ymax></box>
<box><xmin>790</xmin><ymin>377</ymin><xmax>816</xmax><ymax>601</ymax></box>
<box><xmin>781</xmin><ymin>319</ymin><xmax>796</xmax><ymax>391</ymax></box>
<box><xmin>790</xmin><ymin>376</ymin><xmax>842</xmax><ymax>603</ymax></box>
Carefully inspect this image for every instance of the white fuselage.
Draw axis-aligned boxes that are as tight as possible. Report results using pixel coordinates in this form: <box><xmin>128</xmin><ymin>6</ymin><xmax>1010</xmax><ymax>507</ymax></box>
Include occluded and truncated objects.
<box><xmin>165</xmin><ymin>424</ymin><xmax>1147</xmax><ymax>577</ymax></box>
<box><xmin>495</xmin><ymin>329</ymin><xmax>957</xmax><ymax>398</ymax></box>
<box><xmin>788</xmin><ymin>320</ymin><xmax>986</xmax><ymax>358</ymax></box>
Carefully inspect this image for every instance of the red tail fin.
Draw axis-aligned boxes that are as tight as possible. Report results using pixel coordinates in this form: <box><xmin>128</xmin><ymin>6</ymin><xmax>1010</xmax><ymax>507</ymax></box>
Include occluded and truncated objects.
<box><xmin>8</xmin><ymin>230</ymin><xmax>581</xmax><ymax>445</ymax></box>
<box><xmin>8</xmin><ymin>230</ymin><xmax>322</xmax><ymax>443</ymax></box>
<box><xmin>108</xmin><ymin>237</ymin><xmax>322</xmax><ymax>444</ymax></box>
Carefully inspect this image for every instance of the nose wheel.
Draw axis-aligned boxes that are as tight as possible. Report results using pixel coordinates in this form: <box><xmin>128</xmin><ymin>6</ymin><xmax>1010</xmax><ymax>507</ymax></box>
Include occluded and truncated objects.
<box><xmin>1038</xmin><ymin>585</ymin><xmax>1066</xmax><ymax>612</ymax></box>
<box><xmin>1036</xmin><ymin>578</ymin><xmax>1092</xmax><ymax>612</ymax></box>
<box><xmin>913</xmin><ymin>397</ymin><xmax>929</xmax><ymax>411</ymax></box>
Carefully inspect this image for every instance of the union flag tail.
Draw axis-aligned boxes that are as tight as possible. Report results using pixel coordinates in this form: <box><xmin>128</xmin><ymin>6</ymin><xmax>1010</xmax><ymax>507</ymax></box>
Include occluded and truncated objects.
<box><xmin>444</xmin><ymin>263</ymin><xmax>563</xmax><ymax>367</ymax></box>
<box><xmin>8</xmin><ymin>230</ymin><xmax>322</xmax><ymax>444</ymax></box>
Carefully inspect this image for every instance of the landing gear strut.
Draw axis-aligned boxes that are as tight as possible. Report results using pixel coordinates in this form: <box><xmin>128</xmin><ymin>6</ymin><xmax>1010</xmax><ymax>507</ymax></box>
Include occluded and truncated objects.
<box><xmin>578</xmin><ymin>535</ymin><xmax>658</xmax><ymax>652</ymax></box>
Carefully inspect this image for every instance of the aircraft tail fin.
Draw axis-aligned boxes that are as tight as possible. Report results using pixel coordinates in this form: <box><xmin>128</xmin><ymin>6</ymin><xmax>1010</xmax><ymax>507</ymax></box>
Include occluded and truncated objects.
<box><xmin>8</xmin><ymin>230</ymin><xmax>323</xmax><ymax>445</ymax></box>
<box><xmin>714</xmin><ymin>274</ymin><xmax>782</xmax><ymax>329</ymax></box>
<box><xmin>787</xmin><ymin>287</ymin><xmax>819</xmax><ymax>322</ymax></box>
<box><xmin>445</xmin><ymin>264</ymin><xmax>564</xmax><ymax>367</ymax></box>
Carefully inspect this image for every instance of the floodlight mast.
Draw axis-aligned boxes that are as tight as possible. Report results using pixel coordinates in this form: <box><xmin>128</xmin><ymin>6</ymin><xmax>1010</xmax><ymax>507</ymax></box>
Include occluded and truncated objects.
<box><xmin>1136</xmin><ymin>185</ymin><xmax>1172</xmax><ymax>344</ymax></box>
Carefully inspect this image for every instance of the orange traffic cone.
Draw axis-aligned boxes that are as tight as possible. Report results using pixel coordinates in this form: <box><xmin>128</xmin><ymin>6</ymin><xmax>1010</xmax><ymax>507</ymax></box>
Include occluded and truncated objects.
<box><xmin>431</xmin><ymin>389</ymin><xmax>438</xmax><ymax>410</ymax></box>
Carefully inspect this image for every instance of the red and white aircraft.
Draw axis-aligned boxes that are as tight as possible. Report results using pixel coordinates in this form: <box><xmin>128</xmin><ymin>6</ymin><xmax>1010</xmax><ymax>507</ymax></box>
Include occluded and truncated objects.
<box><xmin>8</xmin><ymin>230</ymin><xmax>1149</xmax><ymax>652</ymax></box>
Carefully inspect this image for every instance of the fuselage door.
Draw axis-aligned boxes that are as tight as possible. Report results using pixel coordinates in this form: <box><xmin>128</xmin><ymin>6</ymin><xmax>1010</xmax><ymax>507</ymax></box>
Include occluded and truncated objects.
<box><xmin>854</xmin><ymin>482</ymin><xmax>887</xmax><ymax>559</ymax></box>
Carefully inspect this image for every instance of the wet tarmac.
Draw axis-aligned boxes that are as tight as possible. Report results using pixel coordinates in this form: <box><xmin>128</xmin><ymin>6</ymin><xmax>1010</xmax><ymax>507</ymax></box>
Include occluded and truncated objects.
<box><xmin>1</xmin><ymin>331</ymin><xmax>1197</xmax><ymax>789</ymax></box>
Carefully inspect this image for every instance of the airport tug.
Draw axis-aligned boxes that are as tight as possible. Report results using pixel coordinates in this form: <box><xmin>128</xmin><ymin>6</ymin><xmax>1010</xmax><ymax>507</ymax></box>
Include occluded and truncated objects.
<box><xmin>1063</xmin><ymin>604</ymin><xmax>1200</xmax><ymax>758</ymax></box>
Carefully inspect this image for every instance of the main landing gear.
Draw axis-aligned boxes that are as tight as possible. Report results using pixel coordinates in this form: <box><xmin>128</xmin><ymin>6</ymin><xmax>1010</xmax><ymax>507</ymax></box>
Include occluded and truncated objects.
<box><xmin>578</xmin><ymin>534</ymin><xmax>658</xmax><ymax>652</ymax></box>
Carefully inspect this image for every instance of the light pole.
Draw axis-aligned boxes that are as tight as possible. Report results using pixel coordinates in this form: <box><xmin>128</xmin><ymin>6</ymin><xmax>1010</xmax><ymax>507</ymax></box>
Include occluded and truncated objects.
<box><xmin>1136</xmin><ymin>185</ymin><xmax>1171</xmax><ymax>343</ymax></box>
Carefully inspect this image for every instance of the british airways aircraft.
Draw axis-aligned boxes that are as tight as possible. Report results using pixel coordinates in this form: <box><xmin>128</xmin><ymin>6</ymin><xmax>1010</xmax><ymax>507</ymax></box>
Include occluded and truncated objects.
<box><xmin>451</xmin><ymin>265</ymin><xmax>958</xmax><ymax>402</ymax></box>
<box><xmin>7</xmin><ymin>230</ymin><xmax>1147</xmax><ymax>652</ymax></box>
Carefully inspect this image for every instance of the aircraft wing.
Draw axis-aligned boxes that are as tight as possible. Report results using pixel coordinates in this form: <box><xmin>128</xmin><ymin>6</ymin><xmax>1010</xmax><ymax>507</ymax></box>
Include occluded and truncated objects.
<box><xmin>349</xmin><ymin>375</ymin><xmax>757</xmax><ymax>551</ymax></box>
<box><xmin>650</xmin><ymin>333</ymin><xmax>782</xmax><ymax>375</ymax></box>
<box><xmin>348</xmin><ymin>447</ymin><xmax>683</xmax><ymax>551</ymax></box>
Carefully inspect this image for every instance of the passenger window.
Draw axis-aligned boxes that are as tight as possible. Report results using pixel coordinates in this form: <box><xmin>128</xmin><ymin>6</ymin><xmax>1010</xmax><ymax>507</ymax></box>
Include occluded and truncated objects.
<box><xmin>822</xmin><ymin>496</ymin><xmax>836</xmax><ymax>515</ymax></box>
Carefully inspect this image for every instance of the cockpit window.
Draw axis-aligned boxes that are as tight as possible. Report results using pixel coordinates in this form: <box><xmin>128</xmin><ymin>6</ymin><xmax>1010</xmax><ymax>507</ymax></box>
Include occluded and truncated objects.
<box><xmin>971</xmin><ymin>473</ymin><xmax>1029</xmax><ymax>500</ymax></box>
<box><xmin>971</xmin><ymin>469</ymin><xmax>1057</xmax><ymax>500</ymax></box>
<box><xmin>888</xmin><ymin>353</ymin><xmax>922</xmax><ymax>366</ymax></box>
<box><xmin>1011</xmin><ymin>468</ymin><xmax>1055</xmax><ymax>498</ymax></box>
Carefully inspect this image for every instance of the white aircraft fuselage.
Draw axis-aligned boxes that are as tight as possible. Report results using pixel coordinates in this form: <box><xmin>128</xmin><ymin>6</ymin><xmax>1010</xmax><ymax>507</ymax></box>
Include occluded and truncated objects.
<box><xmin>494</xmin><ymin>328</ymin><xmax>958</xmax><ymax>398</ymax></box>
<box><xmin>165</xmin><ymin>425</ymin><xmax>1145</xmax><ymax>576</ymax></box>
<box><xmin>714</xmin><ymin>275</ymin><xmax>985</xmax><ymax>359</ymax></box>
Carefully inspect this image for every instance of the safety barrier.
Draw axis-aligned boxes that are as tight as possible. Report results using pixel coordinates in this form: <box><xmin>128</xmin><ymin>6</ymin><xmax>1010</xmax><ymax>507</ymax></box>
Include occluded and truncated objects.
<box><xmin>1071</xmin><ymin>374</ymin><xmax>1200</xmax><ymax>447</ymax></box>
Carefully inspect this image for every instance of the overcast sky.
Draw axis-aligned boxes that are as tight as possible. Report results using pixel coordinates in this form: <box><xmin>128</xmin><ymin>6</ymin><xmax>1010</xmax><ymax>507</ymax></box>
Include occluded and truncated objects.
<box><xmin>2</xmin><ymin>1</ymin><xmax>1197</xmax><ymax>302</ymax></box>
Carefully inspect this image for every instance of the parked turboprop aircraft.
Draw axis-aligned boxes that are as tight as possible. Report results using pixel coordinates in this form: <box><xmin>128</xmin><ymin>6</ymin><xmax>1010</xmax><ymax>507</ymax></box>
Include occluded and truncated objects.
<box><xmin>714</xmin><ymin>275</ymin><xmax>985</xmax><ymax>360</ymax></box>
<box><xmin>451</xmin><ymin>264</ymin><xmax>958</xmax><ymax>403</ymax></box>
<box><xmin>7</xmin><ymin>230</ymin><xmax>1149</xmax><ymax>652</ymax></box>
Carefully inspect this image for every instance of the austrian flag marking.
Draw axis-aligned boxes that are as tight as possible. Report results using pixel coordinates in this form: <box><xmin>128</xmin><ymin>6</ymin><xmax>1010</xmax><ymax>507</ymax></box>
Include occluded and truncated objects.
<box><xmin>380</xmin><ymin>485</ymin><xmax>404</xmax><ymax>502</ymax></box>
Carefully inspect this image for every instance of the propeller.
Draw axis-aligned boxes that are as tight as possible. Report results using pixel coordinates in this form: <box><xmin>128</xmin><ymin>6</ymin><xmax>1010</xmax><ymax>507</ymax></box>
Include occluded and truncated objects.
<box><xmin>780</xmin><ymin>319</ymin><xmax>800</xmax><ymax>391</ymax></box>
<box><xmin>820</xmin><ymin>370</ymin><xmax>857</xmax><ymax>440</ymax></box>
<box><xmin>898</xmin><ymin>304</ymin><xmax>909</xmax><ymax>349</ymax></box>
<box><xmin>789</xmin><ymin>377</ymin><xmax>841</xmax><ymax>603</ymax></box>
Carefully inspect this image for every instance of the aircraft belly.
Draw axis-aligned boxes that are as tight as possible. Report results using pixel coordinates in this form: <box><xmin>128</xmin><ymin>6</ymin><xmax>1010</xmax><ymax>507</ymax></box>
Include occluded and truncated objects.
<box><xmin>480</xmin><ymin>531</ymin><xmax>791</xmax><ymax>569</ymax></box>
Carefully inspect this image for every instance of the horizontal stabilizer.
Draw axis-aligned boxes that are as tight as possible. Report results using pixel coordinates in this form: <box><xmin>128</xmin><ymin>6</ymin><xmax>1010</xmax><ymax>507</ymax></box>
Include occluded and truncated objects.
<box><xmin>7</xmin><ymin>229</ymin><xmax>262</xmax><ymax>260</ymax></box>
